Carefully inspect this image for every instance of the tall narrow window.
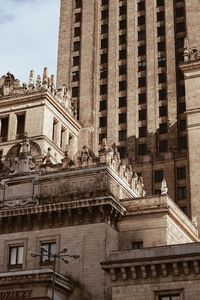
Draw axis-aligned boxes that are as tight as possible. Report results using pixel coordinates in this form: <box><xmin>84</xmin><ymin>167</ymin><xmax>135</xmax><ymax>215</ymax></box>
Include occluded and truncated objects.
<box><xmin>9</xmin><ymin>245</ymin><xmax>24</xmax><ymax>267</ymax></box>
<box><xmin>60</xmin><ymin>127</ymin><xmax>66</xmax><ymax>149</ymax></box>
<box><xmin>16</xmin><ymin>114</ymin><xmax>25</xmax><ymax>139</ymax></box>
<box><xmin>0</xmin><ymin>116</ymin><xmax>9</xmax><ymax>142</ymax></box>
<box><xmin>52</xmin><ymin>119</ymin><xmax>58</xmax><ymax>142</ymax></box>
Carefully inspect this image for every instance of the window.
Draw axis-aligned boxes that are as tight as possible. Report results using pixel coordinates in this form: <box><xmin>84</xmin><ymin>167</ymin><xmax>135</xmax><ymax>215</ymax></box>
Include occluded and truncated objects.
<box><xmin>177</xmin><ymin>186</ymin><xmax>187</xmax><ymax>200</ymax></box>
<box><xmin>179</xmin><ymin>119</ymin><xmax>186</xmax><ymax>131</ymax></box>
<box><xmin>118</xmin><ymin>146</ymin><xmax>126</xmax><ymax>159</ymax></box>
<box><xmin>132</xmin><ymin>241</ymin><xmax>143</xmax><ymax>250</ymax></box>
<box><xmin>119</xmin><ymin>81</ymin><xmax>127</xmax><ymax>91</ymax></box>
<box><xmin>73</xmin><ymin>56</ymin><xmax>80</xmax><ymax>66</ymax></box>
<box><xmin>138</xmin><ymin>31</ymin><xmax>146</xmax><ymax>41</ymax></box>
<box><xmin>0</xmin><ymin>116</ymin><xmax>9</xmax><ymax>142</ymax></box>
<box><xmin>119</xmin><ymin>113</ymin><xmax>127</xmax><ymax>124</ymax></box>
<box><xmin>41</xmin><ymin>242</ymin><xmax>56</xmax><ymax>263</ymax></box>
<box><xmin>119</xmin><ymin>65</ymin><xmax>127</xmax><ymax>75</ymax></box>
<box><xmin>177</xmin><ymin>86</ymin><xmax>185</xmax><ymax>98</ymax></box>
<box><xmin>74</xmin><ymin>27</ymin><xmax>81</xmax><ymax>37</ymax></box>
<box><xmin>119</xmin><ymin>130</ymin><xmax>127</xmax><ymax>141</ymax></box>
<box><xmin>75</xmin><ymin>13</ymin><xmax>81</xmax><ymax>22</ymax></box>
<box><xmin>99</xmin><ymin>100</ymin><xmax>107</xmax><ymax>111</ymax></box>
<box><xmin>119</xmin><ymin>49</ymin><xmax>127</xmax><ymax>60</ymax></box>
<box><xmin>176</xmin><ymin>7</ymin><xmax>185</xmax><ymax>18</ymax></box>
<box><xmin>101</xmin><ymin>24</ymin><xmax>108</xmax><ymax>34</ymax></box>
<box><xmin>99</xmin><ymin>133</ymin><xmax>106</xmax><ymax>143</ymax></box>
<box><xmin>101</xmin><ymin>38</ymin><xmax>108</xmax><ymax>49</ymax></box>
<box><xmin>138</xmin><ymin>60</ymin><xmax>146</xmax><ymax>71</ymax></box>
<box><xmin>100</xmin><ymin>84</ymin><xmax>107</xmax><ymax>95</ymax></box>
<box><xmin>159</xmin><ymin>106</ymin><xmax>167</xmax><ymax>117</ymax></box>
<box><xmin>101</xmin><ymin>0</ymin><xmax>108</xmax><ymax>5</ymax></box>
<box><xmin>52</xmin><ymin>119</ymin><xmax>58</xmax><ymax>142</ymax></box>
<box><xmin>139</xmin><ymin>126</ymin><xmax>147</xmax><ymax>138</ymax></box>
<box><xmin>158</xmin><ymin>56</ymin><xmax>166</xmax><ymax>67</ymax></box>
<box><xmin>179</xmin><ymin>136</ymin><xmax>187</xmax><ymax>150</ymax></box>
<box><xmin>119</xmin><ymin>20</ymin><xmax>127</xmax><ymax>30</ymax></box>
<box><xmin>158</xmin><ymin>42</ymin><xmax>166</xmax><ymax>52</ymax></box>
<box><xmin>138</xmin><ymin>93</ymin><xmax>146</xmax><ymax>104</ymax></box>
<box><xmin>99</xmin><ymin>117</ymin><xmax>107</xmax><ymax>127</ymax></box>
<box><xmin>155</xmin><ymin>170</ymin><xmax>164</xmax><ymax>183</ymax></box>
<box><xmin>159</xmin><ymin>140</ymin><xmax>168</xmax><ymax>152</ymax></box>
<box><xmin>101</xmin><ymin>53</ymin><xmax>108</xmax><ymax>64</ymax></box>
<box><xmin>100</xmin><ymin>69</ymin><xmax>108</xmax><ymax>79</ymax></box>
<box><xmin>138</xmin><ymin>143</ymin><xmax>147</xmax><ymax>156</ymax></box>
<box><xmin>72</xmin><ymin>86</ymin><xmax>79</xmax><ymax>97</ymax></box>
<box><xmin>74</xmin><ymin>41</ymin><xmax>80</xmax><ymax>51</ymax></box>
<box><xmin>138</xmin><ymin>1</ymin><xmax>145</xmax><ymax>11</ymax></box>
<box><xmin>16</xmin><ymin>114</ymin><xmax>25</xmax><ymax>139</ymax></box>
<box><xmin>60</xmin><ymin>127</ymin><xmax>66</xmax><ymax>149</ymax></box>
<box><xmin>159</xmin><ymin>73</ymin><xmax>167</xmax><ymax>84</ymax></box>
<box><xmin>157</xmin><ymin>0</ymin><xmax>164</xmax><ymax>6</ymax></box>
<box><xmin>177</xmin><ymin>167</ymin><xmax>186</xmax><ymax>180</ymax></box>
<box><xmin>9</xmin><ymin>246</ymin><xmax>24</xmax><ymax>267</ymax></box>
<box><xmin>159</xmin><ymin>89</ymin><xmax>167</xmax><ymax>100</ymax></box>
<box><xmin>159</xmin><ymin>123</ymin><xmax>168</xmax><ymax>134</ymax></box>
<box><xmin>119</xmin><ymin>5</ymin><xmax>127</xmax><ymax>16</ymax></box>
<box><xmin>119</xmin><ymin>34</ymin><xmax>126</xmax><ymax>45</ymax></box>
<box><xmin>159</xmin><ymin>296</ymin><xmax>180</xmax><ymax>300</ymax></box>
<box><xmin>72</xmin><ymin>71</ymin><xmax>79</xmax><ymax>81</ymax></box>
<box><xmin>138</xmin><ymin>77</ymin><xmax>146</xmax><ymax>87</ymax></box>
<box><xmin>101</xmin><ymin>10</ymin><xmax>108</xmax><ymax>19</ymax></box>
<box><xmin>119</xmin><ymin>97</ymin><xmax>127</xmax><ymax>107</ymax></box>
<box><xmin>138</xmin><ymin>45</ymin><xmax>146</xmax><ymax>56</ymax></box>
<box><xmin>157</xmin><ymin>11</ymin><xmax>165</xmax><ymax>22</ymax></box>
<box><xmin>139</xmin><ymin>109</ymin><xmax>147</xmax><ymax>121</ymax></box>
<box><xmin>75</xmin><ymin>0</ymin><xmax>82</xmax><ymax>8</ymax></box>
<box><xmin>178</xmin><ymin>102</ymin><xmax>186</xmax><ymax>114</ymax></box>
<box><xmin>157</xmin><ymin>26</ymin><xmax>165</xmax><ymax>37</ymax></box>
<box><xmin>176</xmin><ymin>22</ymin><xmax>185</xmax><ymax>33</ymax></box>
<box><xmin>138</xmin><ymin>16</ymin><xmax>145</xmax><ymax>26</ymax></box>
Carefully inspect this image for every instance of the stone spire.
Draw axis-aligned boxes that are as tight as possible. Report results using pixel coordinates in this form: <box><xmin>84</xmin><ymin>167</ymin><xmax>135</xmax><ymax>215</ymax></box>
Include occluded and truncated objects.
<box><xmin>42</xmin><ymin>67</ymin><xmax>49</xmax><ymax>89</ymax></box>
<box><xmin>28</xmin><ymin>70</ymin><xmax>35</xmax><ymax>90</ymax></box>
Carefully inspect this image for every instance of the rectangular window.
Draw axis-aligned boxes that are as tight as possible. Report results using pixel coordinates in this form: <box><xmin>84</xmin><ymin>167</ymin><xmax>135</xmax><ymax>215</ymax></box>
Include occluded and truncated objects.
<box><xmin>99</xmin><ymin>133</ymin><xmax>106</xmax><ymax>143</ymax></box>
<box><xmin>99</xmin><ymin>100</ymin><xmax>107</xmax><ymax>111</ymax></box>
<box><xmin>60</xmin><ymin>127</ymin><xmax>66</xmax><ymax>149</ymax></box>
<box><xmin>101</xmin><ymin>24</ymin><xmax>108</xmax><ymax>34</ymax></box>
<box><xmin>119</xmin><ymin>19</ymin><xmax>127</xmax><ymax>30</ymax></box>
<box><xmin>157</xmin><ymin>26</ymin><xmax>165</xmax><ymax>37</ymax></box>
<box><xmin>138</xmin><ymin>60</ymin><xmax>146</xmax><ymax>71</ymax></box>
<box><xmin>159</xmin><ymin>106</ymin><xmax>167</xmax><ymax>117</ymax></box>
<box><xmin>177</xmin><ymin>167</ymin><xmax>186</xmax><ymax>180</ymax></box>
<box><xmin>138</xmin><ymin>16</ymin><xmax>145</xmax><ymax>26</ymax></box>
<box><xmin>159</xmin><ymin>89</ymin><xmax>167</xmax><ymax>100</ymax></box>
<box><xmin>101</xmin><ymin>38</ymin><xmax>108</xmax><ymax>49</ymax></box>
<box><xmin>72</xmin><ymin>86</ymin><xmax>79</xmax><ymax>97</ymax></box>
<box><xmin>157</xmin><ymin>11</ymin><xmax>165</xmax><ymax>22</ymax></box>
<box><xmin>72</xmin><ymin>71</ymin><xmax>79</xmax><ymax>81</ymax></box>
<box><xmin>119</xmin><ymin>34</ymin><xmax>127</xmax><ymax>45</ymax></box>
<box><xmin>159</xmin><ymin>73</ymin><xmax>167</xmax><ymax>84</ymax></box>
<box><xmin>73</xmin><ymin>56</ymin><xmax>80</xmax><ymax>66</ymax></box>
<box><xmin>75</xmin><ymin>0</ymin><xmax>82</xmax><ymax>9</ymax></box>
<box><xmin>41</xmin><ymin>242</ymin><xmax>56</xmax><ymax>263</ymax></box>
<box><xmin>177</xmin><ymin>186</ymin><xmax>187</xmax><ymax>200</ymax></box>
<box><xmin>99</xmin><ymin>117</ymin><xmax>107</xmax><ymax>127</ymax></box>
<box><xmin>75</xmin><ymin>13</ymin><xmax>81</xmax><ymax>23</ymax></box>
<box><xmin>138</xmin><ymin>45</ymin><xmax>146</xmax><ymax>56</ymax></box>
<box><xmin>101</xmin><ymin>10</ymin><xmax>108</xmax><ymax>19</ymax></box>
<box><xmin>74</xmin><ymin>27</ymin><xmax>81</xmax><ymax>37</ymax></box>
<box><xmin>9</xmin><ymin>246</ymin><xmax>24</xmax><ymax>267</ymax></box>
<box><xmin>138</xmin><ymin>143</ymin><xmax>147</xmax><ymax>156</ymax></box>
<box><xmin>155</xmin><ymin>170</ymin><xmax>164</xmax><ymax>183</ymax></box>
<box><xmin>159</xmin><ymin>123</ymin><xmax>168</xmax><ymax>134</ymax></box>
<box><xmin>119</xmin><ymin>49</ymin><xmax>127</xmax><ymax>60</ymax></box>
<box><xmin>119</xmin><ymin>97</ymin><xmax>127</xmax><ymax>107</ymax></box>
<box><xmin>100</xmin><ymin>84</ymin><xmax>107</xmax><ymax>95</ymax></box>
<box><xmin>100</xmin><ymin>69</ymin><xmax>108</xmax><ymax>79</ymax></box>
<box><xmin>74</xmin><ymin>41</ymin><xmax>80</xmax><ymax>51</ymax></box>
<box><xmin>132</xmin><ymin>241</ymin><xmax>143</xmax><ymax>250</ymax></box>
<box><xmin>119</xmin><ymin>5</ymin><xmax>127</xmax><ymax>16</ymax></box>
<box><xmin>139</xmin><ymin>109</ymin><xmax>147</xmax><ymax>121</ymax></box>
<box><xmin>119</xmin><ymin>81</ymin><xmax>127</xmax><ymax>91</ymax></box>
<box><xmin>158</xmin><ymin>56</ymin><xmax>166</xmax><ymax>68</ymax></box>
<box><xmin>52</xmin><ymin>119</ymin><xmax>58</xmax><ymax>142</ymax></box>
<box><xmin>179</xmin><ymin>136</ymin><xmax>187</xmax><ymax>150</ymax></box>
<box><xmin>119</xmin><ymin>65</ymin><xmax>127</xmax><ymax>75</ymax></box>
<box><xmin>138</xmin><ymin>93</ymin><xmax>146</xmax><ymax>104</ymax></box>
<box><xmin>138</xmin><ymin>1</ymin><xmax>145</xmax><ymax>11</ymax></box>
<box><xmin>118</xmin><ymin>146</ymin><xmax>126</xmax><ymax>159</ymax></box>
<box><xmin>179</xmin><ymin>119</ymin><xmax>186</xmax><ymax>131</ymax></box>
<box><xmin>138</xmin><ymin>30</ymin><xmax>146</xmax><ymax>41</ymax></box>
<box><xmin>119</xmin><ymin>130</ymin><xmax>127</xmax><ymax>141</ymax></box>
<box><xmin>119</xmin><ymin>113</ymin><xmax>127</xmax><ymax>124</ymax></box>
<box><xmin>101</xmin><ymin>53</ymin><xmax>108</xmax><ymax>64</ymax></box>
<box><xmin>158</xmin><ymin>42</ymin><xmax>166</xmax><ymax>52</ymax></box>
<box><xmin>138</xmin><ymin>77</ymin><xmax>146</xmax><ymax>87</ymax></box>
<box><xmin>139</xmin><ymin>126</ymin><xmax>147</xmax><ymax>138</ymax></box>
<box><xmin>16</xmin><ymin>114</ymin><xmax>25</xmax><ymax>139</ymax></box>
<box><xmin>159</xmin><ymin>140</ymin><xmax>168</xmax><ymax>152</ymax></box>
<box><xmin>159</xmin><ymin>296</ymin><xmax>180</xmax><ymax>300</ymax></box>
<box><xmin>0</xmin><ymin>116</ymin><xmax>9</xmax><ymax>142</ymax></box>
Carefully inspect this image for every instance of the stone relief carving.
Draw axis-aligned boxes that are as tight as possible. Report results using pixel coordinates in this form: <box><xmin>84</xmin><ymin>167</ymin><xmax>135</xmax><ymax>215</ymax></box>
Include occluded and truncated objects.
<box><xmin>183</xmin><ymin>38</ymin><xmax>200</xmax><ymax>63</ymax></box>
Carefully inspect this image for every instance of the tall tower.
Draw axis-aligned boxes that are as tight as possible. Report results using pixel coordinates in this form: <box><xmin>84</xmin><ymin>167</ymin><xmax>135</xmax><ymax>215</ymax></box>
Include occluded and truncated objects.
<box><xmin>57</xmin><ymin>0</ymin><xmax>200</xmax><ymax>216</ymax></box>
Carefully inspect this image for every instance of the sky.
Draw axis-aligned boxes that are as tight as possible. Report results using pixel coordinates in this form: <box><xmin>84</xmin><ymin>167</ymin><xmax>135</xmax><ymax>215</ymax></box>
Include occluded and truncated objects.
<box><xmin>0</xmin><ymin>0</ymin><xmax>60</xmax><ymax>83</ymax></box>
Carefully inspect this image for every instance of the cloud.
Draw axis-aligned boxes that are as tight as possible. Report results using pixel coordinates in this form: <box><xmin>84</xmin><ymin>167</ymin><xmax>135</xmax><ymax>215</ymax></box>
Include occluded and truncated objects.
<box><xmin>0</xmin><ymin>8</ymin><xmax>14</xmax><ymax>24</ymax></box>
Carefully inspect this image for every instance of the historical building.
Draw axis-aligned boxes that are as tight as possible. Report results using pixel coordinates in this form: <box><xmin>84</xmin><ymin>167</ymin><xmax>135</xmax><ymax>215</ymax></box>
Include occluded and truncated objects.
<box><xmin>0</xmin><ymin>0</ymin><xmax>200</xmax><ymax>299</ymax></box>
<box><xmin>57</xmin><ymin>0</ymin><xmax>200</xmax><ymax>217</ymax></box>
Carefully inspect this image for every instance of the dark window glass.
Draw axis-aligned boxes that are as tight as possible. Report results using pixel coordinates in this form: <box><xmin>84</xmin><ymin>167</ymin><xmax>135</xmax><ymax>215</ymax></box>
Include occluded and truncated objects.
<box><xmin>159</xmin><ymin>123</ymin><xmax>168</xmax><ymax>134</ymax></box>
<box><xmin>100</xmin><ymin>84</ymin><xmax>107</xmax><ymax>95</ymax></box>
<box><xmin>0</xmin><ymin>117</ymin><xmax>9</xmax><ymax>141</ymax></box>
<box><xmin>155</xmin><ymin>170</ymin><xmax>164</xmax><ymax>183</ymax></box>
<box><xmin>159</xmin><ymin>73</ymin><xmax>167</xmax><ymax>83</ymax></box>
<box><xmin>157</xmin><ymin>26</ymin><xmax>165</xmax><ymax>37</ymax></box>
<box><xmin>119</xmin><ymin>34</ymin><xmax>127</xmax><ymax>45</ymax></box>
<box><xmin>177</xmin><ymin>85</ymin><xmax>185</xmax><ymax>98</ymax></box>
<box><xmin>139</xmin><ymin>109</ymin><xmax>147</xmax><ymax>121</ymax></box>
<box><xmin>119</xmin><ymin>65</ymin><xmax>127</xmax><ymax>75</ymax></box>
<box><xmin>180</xmin><ymin>136</ymin><xmax>187</xmax><ymax>150</ymax></box>
<box><xmin>159</xmin><ymin>140</ymin><xmax>168</xmax><ymax>152</ymax></box>
<box><xmin>176</xmin><ymin>22</ymin><xmax>185</xmax><ymax>33</ymax></box>
<box><xmin>132</xmin><ymin>241</ymin><xmax>143</xmax><ymax>250</ymax></box>
<box><xmin>99</xmin><ymin>100</ymin><xmax>107</xmax><ymax>111</ymax></box>
<box><xmin>119</xmin><ymin>97</ymin><xmax>127</xmax><ymax>107</ymax></box>
<box><xmin>138</xmin><ymin>16</ymin><xmax>145</xmax><ymax>26</ymax></box>
<box><xmin>139</xmin><ymin>126</ymin><xmax>147</xmax><ymax>138</ymax></box>
<box><xmin>179</xmin><ymin>119</ymin><xmax>186</xmax><ymax>131</ymax></box>
<box><xmin>176</xmin><ymin>7</ymin><xmax>185</xmax><ymax>18</ymax></box>
<box><xmin>72</xmin><ymin>86</ymin><xmax>79</xmax><ymax>97</ymax></box>
<box><xmin>100</xmin><ymin>69</ymin><xmax>108</xmax><ymax>79</ymax></box>
<box><xmin>119</xmin><ymin>19</ymin><xmax>127</xmax><ymax>30</ymax></box>
<box><xmin>118</xmin><ymin>147</ymin><xmax>126</xmax><ymax>159</ymax></box>
<box><xmin>99</xmin><ymin>116</ymin><xmax>107</xmax><ymax>127</ymax></box>
<box><xmin>75</xmin><ymin>13</ymin><xmax>81</xmax><ymax>22</ymax></box>
<box><xmin>101</xmin><ymin>38</ymin><xmax>108</xmax><ymax>49</ymax></box>
<box><xmin>138</xmin><ymin>1</ymin><xmax>145</xmax><ymax>11</ymax></box>
<box><xmin>101</xmin><ymin>10</ymin><xmax>108</xmax><ymax>19</ymax></box>
<box><xmin>75</xmin><ymin>0</ymin><xmax>82</xmax><ymax>9</ymax></box>
<box><xmin>138</xmin><ymin>30</ymin><xmax>146</xmax><ymax>41</ymax></box>
<box><xmin>179</xmin><ymin>102</ymin><xmax>186</xmax><ymax>113</ymax></box>
<box><xmin>119</xmin><ymin>130</ymin><xmax>127</xmax><ymax>141</ymax></box>
<box><xmin>119</xmin><ymin>113</ymin><xmax>127</xmax><ymax>124</ymax></box>
<box><xmin>177</xmin><ymin>186</ymin><xmax>187</xmax><ymax>200</ymax></box>
<box><xmin>138</xmin><ymin>93</ymin><xmax>146</xmax><ymax>104</ymax></box>
<box><xmin>157</xmin><ymin>11</ymin><xmax>165</xmax><ymax>22</ymax></box>
<box><xmin>159</xmin><ymin>89</ymin><xmax>167</xmax><ymax>100</ymax></box>
<box><xmin>158</xmin><ymin>56</ymin><xmax>166</xmax><ymax>67</ymax></box>
<box><xmin>158</xmin><ymin>42</ymin><xmax>166</xmax><ymax>52</ymax></box>
<box><xmin>72</xmin><ymin>71</ymin><xmax>79</xmax><ymax>81</ymax></box>
<box><xmin>138</xmin><ymin>77</ymin><xmax>146</xmax><ymax>87</ymax></box>
<box><xmin>74</xmin><ymin>27</ymin><xmax>81</xmax><ymax>37</ymax></box>
<box><xmin>119</xmin><ymin>81</ymin><xmax>127</xmax><ymax>91</ymax></box>
<box><xmin>138</xmin><ymin>60</ymin><xmax>146</xmax><ymax>71</ymax></box>
<box><xmin>16</xmin><ymin>114</ymin><xmax>25</xmax><ymax>137</ymax></box>
<box><xmin>73</xmin><ymin>56</ymin><xmax>80</xmax><ymax>66</ymax></box>
<box><xmin>119</xmin><ymin>5</ymin><xmax>127</xmax><ymax>16</ymax></box>
<box><xmin>101</xmin><ymin>24</ymin><xmax>108</xmax><ymax>34</ymax></box>
<box><xmin>138</xmin><ymin>143</ymin><xmax>147</xmax><ymax>156</ymax></box>
<box><xmin>99</xmin><ymin>133</ymin><xmax>106</xmax><ymax>143</ymax></box>
<box><xmin>159</xmin><ymin>106</ymin><xmax>167</xmax><ymax>117</ymax></box>
<box><xmin>101</xmin><ymin>0</ymin><xmax>108</xmax><ymax>5</ymax></box>
<box><xmin>138</xmin><ymin>45</ymin><xmax>146</xmax><ymax>56</ymax></box>
<box><xmin>119</xmin><ymin>49</ymin><xmax>127</xmax><ymax>60</ymax></box>
<box><xmin>101</xmin><ymin>53</ymin><xmax>108</xmax><ymax>64</ymax></box>
<box><xmin>177</xmin><ymin>167</ymin><xmax>186</xmax><ymax>180</ymax></box>
<box><xmin>74</xmin><ymin>41</ymin><xmax>80</xmax><ymax>51</ymax></box>
<box><xmin>157</xmin><ymin>0</ymin><xmax>164</xmax><ymax>6</ymax></box>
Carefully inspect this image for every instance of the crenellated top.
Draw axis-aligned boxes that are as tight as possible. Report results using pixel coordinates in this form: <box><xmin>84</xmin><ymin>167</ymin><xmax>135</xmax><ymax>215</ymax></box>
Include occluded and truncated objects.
<box><xmin>0</xmin><ymin>68</ymin><xmax>75</xmax><ymax>116</ymax></box>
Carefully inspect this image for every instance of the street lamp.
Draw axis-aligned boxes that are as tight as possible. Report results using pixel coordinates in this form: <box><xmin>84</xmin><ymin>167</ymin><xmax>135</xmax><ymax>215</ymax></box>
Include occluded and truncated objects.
<box><xmin>31</xmin><ymin>246</ymin><xmax>80</xmax><ymax>300</ymax></box>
